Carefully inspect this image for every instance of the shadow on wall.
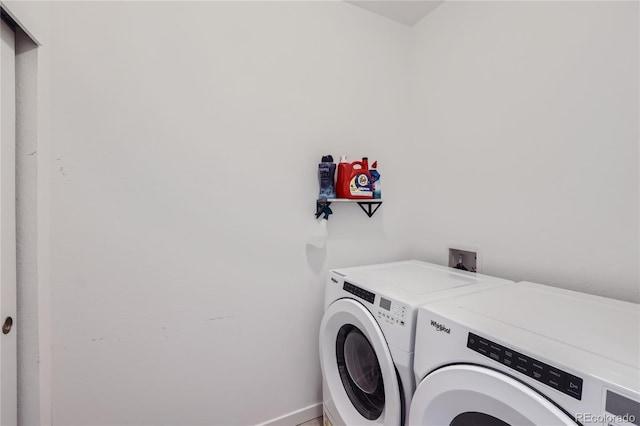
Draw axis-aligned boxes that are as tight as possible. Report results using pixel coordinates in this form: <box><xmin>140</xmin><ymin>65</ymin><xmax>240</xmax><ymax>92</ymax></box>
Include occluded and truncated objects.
<box><xmin>306</xmin><ymin>217</ymin><xmax>328</xmax><ymax>275</ymax></box>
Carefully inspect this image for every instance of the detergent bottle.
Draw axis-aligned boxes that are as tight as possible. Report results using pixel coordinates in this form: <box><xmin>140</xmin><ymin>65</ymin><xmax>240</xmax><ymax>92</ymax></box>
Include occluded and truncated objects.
<box><xmin>347</xmin><ymin>157</ymin><xmax>373</xmax><ymax>199</ymax></box>
<box><xmin>370</xmin><ymin>161</ymin><xmax>381</xmax><ymax>199</ymax></box>
<box><xmin>349</xmin><ymin>157</ymin><xmax>373</xmax><ymax>199</ymax></box>
<box><xmin>336</xmin><ymin>156</ymin><xmax>350</xmax><ymax>198</ymax></box>
<box><xmin>336</xmin><ymin>156</ymin><xmax>374</xmax><ymax>199</ymax></box>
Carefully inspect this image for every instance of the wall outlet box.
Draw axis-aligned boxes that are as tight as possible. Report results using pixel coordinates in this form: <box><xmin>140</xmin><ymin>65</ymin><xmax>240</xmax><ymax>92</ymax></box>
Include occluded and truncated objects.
<box><xmin>448</xmin><ymin>247</ymin><xmax>479</xmax><ymax>273</ymax></box>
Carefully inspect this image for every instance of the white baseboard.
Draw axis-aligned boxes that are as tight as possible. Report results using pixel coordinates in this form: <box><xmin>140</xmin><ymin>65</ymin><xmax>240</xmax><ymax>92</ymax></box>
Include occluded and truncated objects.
<box><xmin>256</xmin><ymin>402</ymin><xmax>322</xmax><ymax>426</ymax></box>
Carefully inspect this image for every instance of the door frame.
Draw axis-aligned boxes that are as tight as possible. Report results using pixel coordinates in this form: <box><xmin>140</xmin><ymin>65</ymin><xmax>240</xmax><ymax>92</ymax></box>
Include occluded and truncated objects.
<box><xmin>0</xmin><ymin>13</ymin><xmax>17</xmax><ymax>426</ymax></box>
<box><xmin>0</xmin><ymin>3</ymin><xmax>50</xmax><ymax>425</ymax></box>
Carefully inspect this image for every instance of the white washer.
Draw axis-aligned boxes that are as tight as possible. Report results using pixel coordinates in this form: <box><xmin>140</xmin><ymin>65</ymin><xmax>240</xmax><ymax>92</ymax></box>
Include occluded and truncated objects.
<box><xmin>319</xmin><ymin>260</ymin><xmax>513</xmax><ymax>426</ymax></box>
<box><xmin>409</xmin><ymin>281</ymin><xmax>640</xmax><ymax>426</ymax></box>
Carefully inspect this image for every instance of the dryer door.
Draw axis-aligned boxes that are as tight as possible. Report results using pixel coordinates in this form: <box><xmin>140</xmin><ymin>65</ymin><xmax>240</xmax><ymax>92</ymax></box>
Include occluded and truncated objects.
<box><xmin>320</xmin><ymin>298</ymin><xmax>402</xmax><ymax>425</ymax></box>
<box><xmin>408</xmin><ymin>365</ymin><xmax>578</xmax><ymax>426</ymax></box>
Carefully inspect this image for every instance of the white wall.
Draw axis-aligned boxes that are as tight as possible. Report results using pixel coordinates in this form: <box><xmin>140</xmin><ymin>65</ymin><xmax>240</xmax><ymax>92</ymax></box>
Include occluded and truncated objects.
<box><xmin>47</xmin><ymin>2</ymin><xmax>412</xmax><ymax>425</ymax></box>
<box><xmin>408</xmin><ymin>1</ymin><xmax>639</xmax><ymax>302</ymax></box>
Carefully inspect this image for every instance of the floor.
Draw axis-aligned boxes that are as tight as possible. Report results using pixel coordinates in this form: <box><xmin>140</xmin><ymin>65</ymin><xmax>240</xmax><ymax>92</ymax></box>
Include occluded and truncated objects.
<box><xmin>297</xmin><ymin>417</ymin><xmax>322</xmax><ymax>426</ymax></box>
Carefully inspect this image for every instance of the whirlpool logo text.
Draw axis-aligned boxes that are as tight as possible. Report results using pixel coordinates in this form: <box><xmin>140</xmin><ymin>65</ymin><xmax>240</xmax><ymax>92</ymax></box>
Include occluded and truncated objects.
<box><xmin>430</xmin><ymin>320</ymin><xmax>451</xmax><ymax>334</ymax></box>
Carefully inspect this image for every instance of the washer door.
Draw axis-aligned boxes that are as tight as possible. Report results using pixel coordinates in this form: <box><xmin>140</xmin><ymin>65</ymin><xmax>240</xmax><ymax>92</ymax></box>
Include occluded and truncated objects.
<box><xmin>320</xmin><ymin>298</ymin><xmax>401</xmax><ymax>425</ymax></box>
<box><xmin>408</xmin><ymin>365</ymin><xmax>578</xmax><ymax>426</ymax></box>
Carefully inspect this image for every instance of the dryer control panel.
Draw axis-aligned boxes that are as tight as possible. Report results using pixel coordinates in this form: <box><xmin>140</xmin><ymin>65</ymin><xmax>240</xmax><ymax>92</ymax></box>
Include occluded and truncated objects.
<box><xmin>377</xmin><ymin>297</ymin><xmax>406</xmax><ymax>327</ymax></box>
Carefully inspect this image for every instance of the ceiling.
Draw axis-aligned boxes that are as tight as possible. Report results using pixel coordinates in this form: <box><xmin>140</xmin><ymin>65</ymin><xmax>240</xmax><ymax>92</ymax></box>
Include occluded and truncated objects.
<box><xmin>346</xmin><ymin>1</ymin><xmax>444</xmax><ymax>26</ymax></box>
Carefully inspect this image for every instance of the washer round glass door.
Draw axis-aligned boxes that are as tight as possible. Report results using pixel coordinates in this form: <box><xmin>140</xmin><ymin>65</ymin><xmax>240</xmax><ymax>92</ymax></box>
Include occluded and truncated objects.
<box><xmin>337</xmin><ymin>324</ymin><xmax>385</xmax><ymax>419</ymax></box>
<box><xmin>319</xmin><ymin>298</ymin><xmax>402</xmax><ymax>425</ymax></box>
<box><xmin>408</xmin><ymin>365</ymin><xmax>578</xmax><ymax>425</ymax></box>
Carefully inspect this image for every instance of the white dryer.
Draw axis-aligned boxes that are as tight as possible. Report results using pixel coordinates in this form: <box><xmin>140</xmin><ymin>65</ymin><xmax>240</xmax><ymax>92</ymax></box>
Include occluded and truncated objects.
<box><xmin>319</xmin><ymin>260</ymin><xmax>513</xmax><ymax>426</ymax></box>
<box><xmin>409</xmin><ymin>281</ymin><xmax>640</xmax><ymax>426</ymax></box>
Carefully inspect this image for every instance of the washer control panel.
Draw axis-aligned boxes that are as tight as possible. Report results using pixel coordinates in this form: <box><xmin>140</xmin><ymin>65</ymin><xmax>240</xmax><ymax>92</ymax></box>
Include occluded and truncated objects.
<box><xmin>343</xmin><ymin>281</ymin><xmax>375</xmax><ymax>304</ymax></box>
<box><xmin>377</xmin><ymin>297</ymin><xmax>406</xmax><ymax>327</ymax></box>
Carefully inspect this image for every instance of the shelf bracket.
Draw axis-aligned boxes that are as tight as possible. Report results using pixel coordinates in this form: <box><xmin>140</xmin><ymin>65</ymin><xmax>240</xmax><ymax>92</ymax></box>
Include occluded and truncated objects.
<box><xmin>315</xmin><ymin>199</ymin><xmax>383</xmax><ymax>218</ymax></box>
<box><xmin>357</xmin><ymin>201</ymin><xmax>383</xmax><ymax>218</ymax></box>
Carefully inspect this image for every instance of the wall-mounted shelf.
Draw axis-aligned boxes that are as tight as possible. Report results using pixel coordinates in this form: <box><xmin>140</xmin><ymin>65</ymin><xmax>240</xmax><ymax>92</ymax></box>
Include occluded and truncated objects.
<box><xmin>316</xmin><ymin>198</ymin><xmax>383</xmax><ymax>218</ymax></box>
